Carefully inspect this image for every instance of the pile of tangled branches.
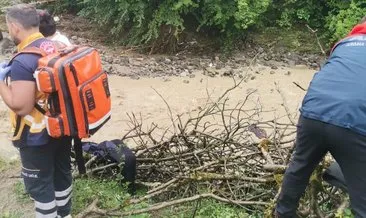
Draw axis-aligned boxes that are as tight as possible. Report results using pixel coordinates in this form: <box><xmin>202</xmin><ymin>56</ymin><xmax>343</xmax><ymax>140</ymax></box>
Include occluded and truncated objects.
<box><xmin>78</xmin><ymin>80</ymin><xmax>348</xmax><ymax>218</ymax></box>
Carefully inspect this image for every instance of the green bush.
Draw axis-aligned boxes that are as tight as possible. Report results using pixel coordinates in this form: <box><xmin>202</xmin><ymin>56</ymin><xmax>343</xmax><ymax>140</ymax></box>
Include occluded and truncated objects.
<box><xmin>264</xmin><ymin>0</ymin><xmax>329</xmax><ymax>28</ymax></box>
<box><xmin>265</xmin><ymin>0</ymin><xmax>366</xmax><ymax>45</ymax></box>
<box><xmin>326</xmin><ymin>1</ymin><xmax>366</xmax><ymax>42</ymax></box>
<box><xmin>74</xmin><ymin>0</ymin><xmax>271</xmax><ymax>48</ymax></box>
<box><xmin>57</xmin><ymin>0</ymin><xmax>366</xmax><ymax>52</ymax></box>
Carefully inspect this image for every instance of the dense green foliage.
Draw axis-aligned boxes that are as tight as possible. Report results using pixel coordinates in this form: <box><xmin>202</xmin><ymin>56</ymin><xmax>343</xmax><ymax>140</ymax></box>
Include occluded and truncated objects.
<box><xmin>55</xmin><ymin>0</ymin><xmax>366</xmax><ymax>51</ymax></box>
<box><xmin>326</xmin><ymin>1</ymin><xmax>366</xmax><ymax>42</ymax></box>
<box><xmin>271</xmin><ymin>0</ymin><xmax>366</xmax><ymax>43</ymax></box>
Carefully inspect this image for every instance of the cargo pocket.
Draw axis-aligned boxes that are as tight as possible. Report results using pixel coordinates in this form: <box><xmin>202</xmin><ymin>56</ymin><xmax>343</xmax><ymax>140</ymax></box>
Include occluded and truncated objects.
<box><xmin>34</xmin><ymin>67</ymin><xmax>57</xmax><ymax>93</ymax></box>
<box><xmin>79</xmin><ymin>71</ymin><xmax>111</xmax><ymax>135</ymax></box>
<box><xmin>45</xmin><ymin>116</ymin><xmax>64</xmax><ymax>138</ymax></box>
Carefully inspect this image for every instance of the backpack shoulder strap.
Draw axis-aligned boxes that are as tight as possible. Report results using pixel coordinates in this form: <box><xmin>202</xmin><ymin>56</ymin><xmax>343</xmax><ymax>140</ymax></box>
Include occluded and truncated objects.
<box><xmin>20</xmin><ymin>47</ymin><xmax>47</xmax><ymax>56</ymax></box>
<box><xmin>8</xmin><ymin>47</ymin><xmax>50</xmax><ymax>110</ymax></box>
<box><xmin>74</xmin><ymin>138</ymin><xmax>86</xmax><ymax>175</ymax></box>
<box><xmin>9</xmin><ymin>47</ymin><xmax>48</xmax><ymax>65</ymax></box>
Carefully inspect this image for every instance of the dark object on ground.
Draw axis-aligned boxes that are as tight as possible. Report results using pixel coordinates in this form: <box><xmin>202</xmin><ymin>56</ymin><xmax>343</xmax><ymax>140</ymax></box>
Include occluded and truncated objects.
<box><xmin>82</xmin><ymin>139</ymin><xmax>136</xmax><ymax>195</ymax></box>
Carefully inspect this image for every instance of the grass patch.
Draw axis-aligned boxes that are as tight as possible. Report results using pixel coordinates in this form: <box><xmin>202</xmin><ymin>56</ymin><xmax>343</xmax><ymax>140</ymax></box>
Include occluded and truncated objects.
<box><xmin>0</xmin><ymin>158</ymin><xmax>20</xmax><ymax>173</ymax></box>
<box><xmin>0</xmin><ymin>211</ymin><xmax>25</xmax><ymax>218</ymax></box>
<box><xmin>72</xmin><ymin>178</ymin><xmax>125</xmax><ymax>214</ymax></box>
<box><xmin>0</xmin><ymin>158</ymin><xmax>7</xmax><ymax>172</ymax></box>
<box><xmin>71</xmin><ymin>178</ymin><xmax>264</xmax><ymax>217</ymax></box>
<box><xmin>7</xmin><ymin>181</ymin><xmax>31</xmax><ymax>218</ymax></box>
<box><xmin>156</xmin><ymin>199</ymin><xmax>263</xmax><ymax>218</ymax></box>
<box><xmin>335</xmin><ymin>207</ymin><xmax>355</xmax><ymax>218</ymax></box>
<box><xmin>13</xmin><ymin>181</ymin><xmax>32</xmax><ymax>204</ymax></box>
<box><xmin>72</xmin><ymin>177</ymin><xmax>149</xmax><ymax>217</ymax></box>
<box><xmin>12</xmin><ymin>176</ymin><xmax>344</xmax><ymax>217</ymax></box>
<box><xmin>11</xmin><ymin>176</ymin><xmax>265</xmax><ymax>217</ymax></box>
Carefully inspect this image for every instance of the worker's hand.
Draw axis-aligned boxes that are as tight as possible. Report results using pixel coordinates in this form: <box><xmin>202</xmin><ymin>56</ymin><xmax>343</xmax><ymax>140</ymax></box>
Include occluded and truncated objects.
<box><xmin>0</xmin><ymin>61</ymin><xmax>11</xmax><ymax>81</ymax></box>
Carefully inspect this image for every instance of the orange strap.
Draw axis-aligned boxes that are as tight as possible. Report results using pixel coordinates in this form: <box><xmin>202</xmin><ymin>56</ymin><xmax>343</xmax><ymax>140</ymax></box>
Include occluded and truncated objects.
<box><xmin>17</xmin><ymin>47</ymin><xmax>47</xmax><ymax>57</ymax></box>
<box><xmin>9</xmin><ymin>47</ymin><xmax>48</xmax><ymax>65</ymax></box>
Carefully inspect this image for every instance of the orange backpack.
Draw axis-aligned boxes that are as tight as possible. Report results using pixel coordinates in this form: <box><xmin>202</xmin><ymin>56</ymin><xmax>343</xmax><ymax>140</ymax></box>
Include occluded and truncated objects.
<box><xmin>19</xmin><ymin>46</ymin><xmax>111</xmax><ymax>139</ymax></box>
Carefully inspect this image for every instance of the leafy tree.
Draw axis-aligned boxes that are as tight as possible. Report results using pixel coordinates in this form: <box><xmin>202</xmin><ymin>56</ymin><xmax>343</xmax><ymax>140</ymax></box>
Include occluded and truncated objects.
<box><xmin>58</xmin><ymin>0</ymin><xmax>366</xmax><ymax>51</ymax></box>
<box><xmin>326</xmin><ymin>0</ymin><xmax>366</xmax><ymax>42</ymax></box>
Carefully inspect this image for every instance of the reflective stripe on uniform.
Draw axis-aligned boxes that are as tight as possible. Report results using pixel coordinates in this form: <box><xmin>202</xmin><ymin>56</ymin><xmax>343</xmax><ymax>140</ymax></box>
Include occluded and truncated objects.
<box><xmin>56</xmin><ymin>215</ymin><xmax>72</xmax><ymax>218</ymax></box>
<box><xmin>55</xmin><ymin>185</ymin><xmax>72</xmax><ymax>198</ymax></box>
<box><xmin>56</xmin><ymin>194</ymin><xmax>72</xmax><ymax>207</ymax></box>
<box><xmin>55</xmin><ymin>185</ymin><xmax>72</xmax><ymax>207</ymax></box>
<box><xmin>24</xmin><ymin>115</ymin><xmax>46</xmax><ymax>131</ymax></box>
<box><xmin>36</xmin><ymin>210</ymin><xmax>57</xmax><ymax>218</ymax></box>
<box><xmin>35</xmin><ymin>200</ymin><xmax>56</xmax><ymax>211</ymax></box>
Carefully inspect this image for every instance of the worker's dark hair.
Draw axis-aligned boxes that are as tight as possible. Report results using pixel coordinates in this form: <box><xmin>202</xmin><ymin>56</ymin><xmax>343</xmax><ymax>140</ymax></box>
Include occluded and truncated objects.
<box><xmin>38</xmin><ymin>9</ymin><xmax>56</xmax><ymax>37</ymax></box>
<box><xmin>359</xmin><ymin>16</ymin><xmax>366</xmax><ymax>24</ymax></box>
<box><xmin>6</xmin><ymin>4</ymin><xmax>39</xmax><ymax>29</ymax></box>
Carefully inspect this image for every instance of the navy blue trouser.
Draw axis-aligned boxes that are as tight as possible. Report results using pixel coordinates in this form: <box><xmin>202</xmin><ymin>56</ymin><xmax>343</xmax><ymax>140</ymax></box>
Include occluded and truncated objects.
<box><xmin>276</xmin><ymin>116</ymin><xmax>366</xmax><ymax>218</ymax></box>
<box><xmin>20</xmin><ymin>137</ymin><xmax>72</xmax><ymax>218</ymax></box>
